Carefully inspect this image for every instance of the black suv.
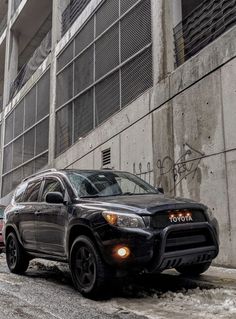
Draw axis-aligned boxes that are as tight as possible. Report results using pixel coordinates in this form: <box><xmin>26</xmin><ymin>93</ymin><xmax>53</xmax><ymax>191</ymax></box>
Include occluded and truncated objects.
<box><xmin>3</xmin><ymin>169</ymin><xmax>219</xmax><ymax>297</ymax></box>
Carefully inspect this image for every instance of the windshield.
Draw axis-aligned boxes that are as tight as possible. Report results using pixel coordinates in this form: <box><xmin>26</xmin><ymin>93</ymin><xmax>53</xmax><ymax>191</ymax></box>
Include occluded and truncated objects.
<box><xmin>66</xmin><ymin>171</ymin><xmax>158</xmax><ymax>198</ymax></box>
<box><xmin>0</xmin><ymin>207</ymin><xmax>4</xmax><ymax>219</ymax></box>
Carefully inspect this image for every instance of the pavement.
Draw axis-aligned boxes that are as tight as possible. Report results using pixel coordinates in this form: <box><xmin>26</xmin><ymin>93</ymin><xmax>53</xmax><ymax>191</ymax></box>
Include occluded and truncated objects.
<box><xmin>1</xmin><ymin>253</ymin><xmax>236</xmax><ymax>319</ymax></box>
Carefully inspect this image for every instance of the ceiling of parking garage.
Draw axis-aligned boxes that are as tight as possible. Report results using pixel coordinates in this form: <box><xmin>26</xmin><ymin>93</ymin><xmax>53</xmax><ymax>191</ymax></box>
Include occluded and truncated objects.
<box><xmin>12</xmin><ymin>0</ymin><xmax>52</xmax><ymax>60</ymax></box>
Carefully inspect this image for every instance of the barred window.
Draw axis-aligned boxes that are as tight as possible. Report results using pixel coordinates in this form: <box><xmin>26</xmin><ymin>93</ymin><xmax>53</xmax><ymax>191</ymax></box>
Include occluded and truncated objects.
<box><xmin>56</xmin><ymin>0</ymin><xmax>153</xmax><ymax>157</ymax></box>
<box><xmin>2</xmin><ymin>69</ymin><xmax>50</xmax><ymax>197</ymax></box>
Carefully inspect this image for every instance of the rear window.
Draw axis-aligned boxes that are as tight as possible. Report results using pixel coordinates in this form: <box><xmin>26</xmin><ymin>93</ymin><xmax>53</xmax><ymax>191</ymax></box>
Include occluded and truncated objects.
<box><xmin>0</xmin><ymin>207</ymin><xmax>4</xmax><ymax>219</ymax></box>
<box><xmin>23</xmin><ymin>180</ymin><xmax>42</xmax><ymax>202</ymax></box>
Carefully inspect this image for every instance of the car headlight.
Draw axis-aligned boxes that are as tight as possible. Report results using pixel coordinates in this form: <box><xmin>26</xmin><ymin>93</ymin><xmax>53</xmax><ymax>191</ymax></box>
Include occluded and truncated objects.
<box><xmin>102</xmin><ymin>211</ymin><xmax>145</xmax><ymax>228</ymax></box>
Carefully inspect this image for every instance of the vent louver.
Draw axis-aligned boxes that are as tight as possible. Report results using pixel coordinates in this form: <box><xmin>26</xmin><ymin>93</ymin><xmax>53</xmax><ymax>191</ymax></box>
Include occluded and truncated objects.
<box><xmin>102</xmin><ymin>148</ymin><xmax>111</xmax><ymax>167</ymax></box>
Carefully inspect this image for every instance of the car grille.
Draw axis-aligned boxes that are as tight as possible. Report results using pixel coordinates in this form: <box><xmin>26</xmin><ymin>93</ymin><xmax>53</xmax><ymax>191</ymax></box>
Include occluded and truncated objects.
<box><xmin>165</xmin><ymin>229</ymin><xmax>214</xmax><ymax>253</ymax></box>
<box><xmin>151</xmin><ymin>209</ymin><xmax>206</xmax><ymax>229</ymax></box>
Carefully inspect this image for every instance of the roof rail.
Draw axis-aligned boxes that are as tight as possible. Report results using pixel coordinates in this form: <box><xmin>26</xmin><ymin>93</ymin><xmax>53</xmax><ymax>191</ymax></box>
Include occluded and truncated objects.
<box><xmin>22</xmin><ymin>168</ymin><xmax>58</xmax><ymax>182</ymax></box>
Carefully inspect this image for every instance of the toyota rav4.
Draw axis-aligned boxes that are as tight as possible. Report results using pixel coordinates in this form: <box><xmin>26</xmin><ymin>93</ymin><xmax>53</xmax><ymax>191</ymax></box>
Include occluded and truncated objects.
<box><xmin>3</xmin><ymin>169</ymin><xmax>219</xmax><ymax>298</ymax></box>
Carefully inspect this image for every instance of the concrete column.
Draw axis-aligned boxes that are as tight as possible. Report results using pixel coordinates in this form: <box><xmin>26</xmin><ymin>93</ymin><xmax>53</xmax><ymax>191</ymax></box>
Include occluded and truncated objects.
<box><xmin>173</xmin><ymin>0</ymin><xmax>182</xmax><ymax>27</ymax></box>
<box><xmin>0</xmin><ymin>0</ymin><xmax>17</xmax><ymax>196</ymax></box>
<box><xmin>3</xmin><ymin>31</ymin><xmax>19</xmax><ymax>106</ymax></box>
<box><xmin>48</xmin><ymin>0</ymin><xmax>70</xmax><ymax>166</ymax></box>
<box><xmin>151</xmin><ymin>0</ymin><xmax>165</xmax><ymax>84</ymax></box>
<box><xmin>151</xmin><ymin>0</ymin><xmax>178</xmax><ymax>83</ymax></box>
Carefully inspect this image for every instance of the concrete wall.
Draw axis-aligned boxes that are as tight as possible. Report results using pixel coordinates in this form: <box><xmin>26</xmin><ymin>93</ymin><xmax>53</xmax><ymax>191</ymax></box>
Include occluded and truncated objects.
<box><xmin>53</xmin><ymin>18</ymin><xmax>236</xmax><ymax>265</ymax></box>
<box><xmin>1</xmin><ymin>0</ymin><xmax>236</xmax><ymax>266</ymax></box>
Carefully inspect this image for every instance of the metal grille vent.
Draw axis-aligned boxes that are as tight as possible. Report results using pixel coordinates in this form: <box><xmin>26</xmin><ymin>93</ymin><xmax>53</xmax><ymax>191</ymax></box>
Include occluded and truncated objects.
<box><xmin>102</xmin><ymin>148</ymin><xmax>111</xmax><ymax>166</ymax></box>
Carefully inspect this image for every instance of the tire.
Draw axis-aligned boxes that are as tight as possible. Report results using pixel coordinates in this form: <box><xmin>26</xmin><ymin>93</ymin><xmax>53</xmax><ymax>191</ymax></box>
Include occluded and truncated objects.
<box><xmin>6</xmin><ymin>232</ymin><xmax>29</xmax><ymax>274</ymax></box>
<box><xmin>69</xmin><ymin>235</ymin><xmax>112</xmax><ymax>299</ymax></box>
<box><xmin>175</xmin><ymin>261</ymin><xmax>211</xmax><ymax>276</ymax></box>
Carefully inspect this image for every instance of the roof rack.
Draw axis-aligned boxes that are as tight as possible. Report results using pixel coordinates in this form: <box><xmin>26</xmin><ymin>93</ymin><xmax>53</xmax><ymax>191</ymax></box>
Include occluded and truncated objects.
<box><xmin>22</xmin><ymin>168</ymin><xmax>58</xmax><ymax>182</ymax></box>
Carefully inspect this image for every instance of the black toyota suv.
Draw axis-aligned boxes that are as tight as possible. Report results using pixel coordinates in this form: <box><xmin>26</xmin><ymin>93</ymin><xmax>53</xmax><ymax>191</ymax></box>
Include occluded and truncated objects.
<box><xmin>3</xmin><ymin>169</ymin><xmax>219</xmax><ymax>298</ymax></box>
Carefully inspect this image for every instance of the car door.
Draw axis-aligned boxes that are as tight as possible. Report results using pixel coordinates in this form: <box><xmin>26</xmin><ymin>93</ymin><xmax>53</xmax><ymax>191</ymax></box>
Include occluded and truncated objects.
<box><xmin>36</xmin><ymin>176</ymin><xmax>68</xmax><ymax>256</ymax></box>
<box><xmin>17</xmin><ymin>179</ymin><xmax>42</xmax><ymax>252</ymax></box>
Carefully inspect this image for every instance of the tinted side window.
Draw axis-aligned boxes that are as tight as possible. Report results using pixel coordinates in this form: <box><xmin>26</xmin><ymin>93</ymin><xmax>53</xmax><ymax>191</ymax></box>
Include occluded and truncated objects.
<box><xmin>23</xmin><ymin>180</ymin><xmax>41</xmax><ymax>202</ymax></box>
<box><xmin>42</xmin><ymin>178</ymin><xmax>64</xmax><ymax>201</ymax></box>
<box><xmin>15</xmin><ymin>182</ymin><xmax>28</xmax><ymax>203</ymax></box>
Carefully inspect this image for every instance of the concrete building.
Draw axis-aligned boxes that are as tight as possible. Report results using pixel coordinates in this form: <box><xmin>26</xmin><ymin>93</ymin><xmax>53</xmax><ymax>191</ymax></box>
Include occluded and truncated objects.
<box><xmin>0</xmin><ymin>0</ymin><xmax>236</xmax><ymax>266</ymax></box>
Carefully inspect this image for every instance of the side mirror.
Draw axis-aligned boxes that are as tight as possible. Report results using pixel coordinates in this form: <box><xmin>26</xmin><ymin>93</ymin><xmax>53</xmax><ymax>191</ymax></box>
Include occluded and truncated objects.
<box><xmin>157</xmin><ymin>187</ymin><xmax>164</xmax><ymax>194</ymax></box>
<box><xmin>45</xmin><ymin>192</ymin><xmax>64</xmax><ymax>204</ymax></box>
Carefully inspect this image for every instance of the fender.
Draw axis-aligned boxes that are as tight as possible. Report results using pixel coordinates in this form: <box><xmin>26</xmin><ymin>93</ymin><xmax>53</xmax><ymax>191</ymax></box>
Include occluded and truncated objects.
<box><xmin>4</xmin><ymin>223</ymin><xmax>24</xmax><ymax>247</ymax></box>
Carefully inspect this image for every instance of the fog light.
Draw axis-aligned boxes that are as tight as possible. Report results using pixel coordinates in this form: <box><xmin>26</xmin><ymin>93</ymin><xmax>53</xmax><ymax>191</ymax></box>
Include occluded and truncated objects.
<box><xmin>117</xmin><ymin>247</ymin><xmax>130</xmax><ymax>259</ymax></box>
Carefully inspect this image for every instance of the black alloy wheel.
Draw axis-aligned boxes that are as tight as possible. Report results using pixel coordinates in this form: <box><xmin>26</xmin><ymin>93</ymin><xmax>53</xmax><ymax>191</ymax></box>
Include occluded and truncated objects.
<box><xmin>6</xmin><ymin>232</ymin><xmax>29</xmax><ymax>274</ymax></box>
<box><xmin>7</xmin><ymin>236</ymin><xmax>17</xmax><ymax>268</ymax></box>
<box><xmin>75</xmin><ymin>246</ymin><xmax>96</xmax><ymax>289</ymax></box>
<box><xmin>70</xmin><ymin>235</ymin><xmax>112</xmax><ymax>298</ymax></box>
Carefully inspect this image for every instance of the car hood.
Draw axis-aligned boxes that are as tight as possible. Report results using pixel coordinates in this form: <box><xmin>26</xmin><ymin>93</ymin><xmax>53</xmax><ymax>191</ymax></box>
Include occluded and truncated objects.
<box><xmin>78</xmin><ymin>194</ymin><xmax>206</xmax><ymax>215</ymax></box>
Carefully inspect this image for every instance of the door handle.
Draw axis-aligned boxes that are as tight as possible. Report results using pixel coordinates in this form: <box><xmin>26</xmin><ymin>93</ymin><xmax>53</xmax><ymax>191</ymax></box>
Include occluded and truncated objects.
<box><xmin>15</xmin><ymin>211</ymin><xmax>19</xmax><ymax>216</ymax></box>
<box><xmin>35</xmin><ymin>210</ymin><xmax>41</xmax><ymax>215</ymax></box>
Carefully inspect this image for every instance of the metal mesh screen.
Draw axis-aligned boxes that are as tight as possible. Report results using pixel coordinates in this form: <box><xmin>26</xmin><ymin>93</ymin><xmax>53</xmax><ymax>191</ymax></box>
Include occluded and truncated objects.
<box><xmin>24</xmin><ymin>86</ymin><xmax>36</xmax><ymax>130</ymax></box>
<box><xmin>56</xmin><ymin>64</ymin><xmax>73</xmax><ymax>108</ymax></box>
<box><xmin>35</xmin><ymin>118</ymin><xmax>49</xmax><ymax>155</ymax></box>
<box><xmin>75</xmin><ymin>18</ymin><xmax>94</xmax><ymax>56</ymax></box>
<box><xmin>3</xmin><ymin>144</ymin><xmax>13</xmax><ymax>174</ymax></box>
<box><xmin>62</xmin><ymin>0</ymin><xmax>92</xmax><ymax>35</ymax></box>
<box><xmin>120</xmin><ymin>0</ymin><xmax>137</xmax><ymax>15</ymax></box>
<box><xmin>56</xmin><ymin>0</ymin><xmax>153</xmax><ymax>157</ymax></box>
<box><xmin>12</xmin><ymin>136</ymin><xmax>23</xmax><ymax>168</ymax></box>
<box><xmin>121</xmin><ymin>47</ymin><xmax>153</xmax><ymax>107</ymax></box>
<box><xmin>2</xmin><ymin>153</ymin><xmax>49</xmax><ymax>197</ymax></box>
<box><xmin>14</xmin><ymin>101</ymin><xmax>24</xmax><ymax>138</ymax></box>
<box><xmin>35</xmin><ymin>153</ymin><xmax>48</xmax><ymax>172</ymax></box>
<box><xmin>37</xmin><ymin>70</ymin><xmax>50</xmax><ymax>121</ymax></box>
<box><xmin>56</xmin><ymin>104</ymin><xmax>73</xmax><ymax>156</ymax></box>
<box><xmin>2</xmin><ymin>174</ymin><xmax>12</xmax><ymax>198</ymax></box>
<box><xmin>23</xmin><ymin>128</ymin><xmax>35</xmax><ymax>162</ymax></box>
<box><xmin>74</xmin><ymin>89</ymin><xmax>94</xmax><ymax>141</ymax></box>
<box><xmin>74</xmin><ymin>46</ymin><xmax>94</xmax><ymax>95</ymax></box>
<box><xmin>96</xmin><ymin>0</ymin><xmax>119</xmax><ymax>36</ymax></box>
<box><xmin>57</xmin><ymin>42</ymin><xmax>74</xmax><ymax>72</ymax></box>
<box><xmin>121</xmin><ymin>0</ymin><xmax>152</xmax><ymax>62</ymax></box>
<box><xmin>95</xmin><ymin>71</ymin><xmax>120</xmax><ymax>125</ymax></box>
<box><xmin>12</xmin><ymin>167</ymin><xmax>23</xmax><ymax>191</ymax></box>
<box><xmin>5</xmin><ymin>112</ymin><xmax>14</xmax><ymax>145</ymax></box>
<box><xmin>95</xmin><ymin>24</ymin><xmax>119</xmax><ymax>80</ymax></box>
<box><xmin>2</xmin><ymin>70</ymin><xmax>50</xmax><ymax>196</ymax></box>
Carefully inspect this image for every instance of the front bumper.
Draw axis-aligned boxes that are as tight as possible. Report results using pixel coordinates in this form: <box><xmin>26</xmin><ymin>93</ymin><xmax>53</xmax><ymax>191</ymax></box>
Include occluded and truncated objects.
<box><xmin>96</xmin><ymin>221</ymin><xmax>219</xmax><ymax>273</ymax></box>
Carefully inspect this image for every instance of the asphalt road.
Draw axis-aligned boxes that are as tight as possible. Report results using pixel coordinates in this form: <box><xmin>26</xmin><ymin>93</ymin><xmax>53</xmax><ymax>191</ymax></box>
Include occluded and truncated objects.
<box><xmin>0</xmin><ymin>254</ymin><xmax>236</xmax><ymax>319</ymax></box>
